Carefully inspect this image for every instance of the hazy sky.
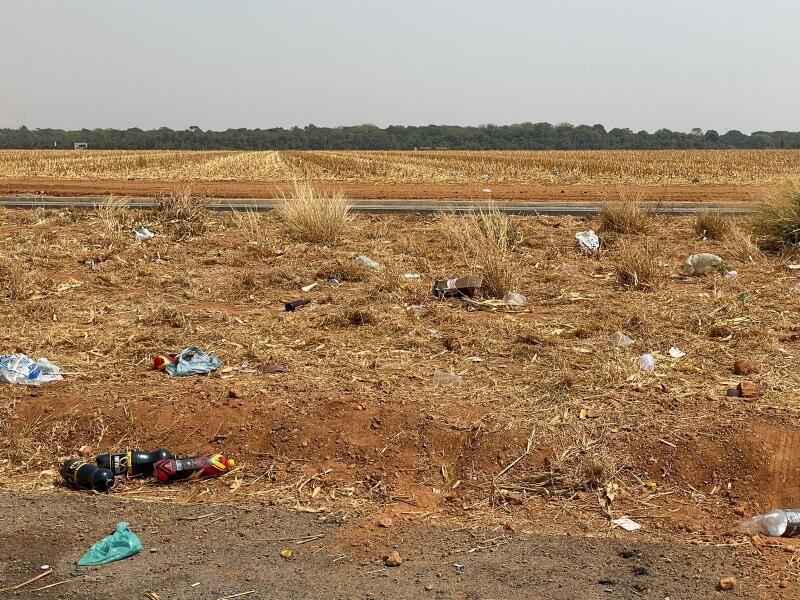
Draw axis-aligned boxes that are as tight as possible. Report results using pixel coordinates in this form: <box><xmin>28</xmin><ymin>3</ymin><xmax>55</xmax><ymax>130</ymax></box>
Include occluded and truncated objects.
<box><xmin>1</xmin><ymin>0</ymin><xmax>798</xmax><ymax>133</ymax></box>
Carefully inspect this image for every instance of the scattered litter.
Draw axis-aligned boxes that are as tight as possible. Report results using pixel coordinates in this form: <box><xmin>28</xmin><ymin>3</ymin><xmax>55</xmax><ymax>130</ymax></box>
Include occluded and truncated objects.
<box><xmin>737</xmin><ymin>381</ymin><xmax>765</xmax><ymax>398</ymax></box>
<box><xmin>684</xmin><ymin>253</ymin><xmax>724</xmax><ymax>275</ymax></box>
<box><xmin>409</xmin><ymin>304</ymin><xmax>424</xmax><ymax>316</ymax></box>
<box><xmin>354</xmin><ymin>255</ymin><xmax>381</xmax><ymax>270</ymax></box>
<box><xmin>300</xmin><ymin>282</ymin><xmax>318</xmax><ymax>293</ymax></box>
<box><xmin>77</xmin><ymin>522</ymin><xmax>142</xmax><ymax>567</ymax></box>
<box><xmin>638</xmin><ymin>353</ymin><xmax>655</xmax><ymax>373</ymax></box>
<box><xmin>0</xmin><ymin>354</ymin><xmax>63</xmax><ymax>386</ymax></box>
<box><xmin>793</xmin><ymin>282</ymin><xmax>800</xmax><ymax>293</ymax></box>
<box><xmin>97</xmin><ymin>448</ymin><xmax>173</xmax><ymax>476</ymax></box>
<box><xmin>562</xmin><ymin>263</ymin><xmax>579</xmax><ymax>275</ymax></box>
<box><xmin>133</xmin><ymin>227</ymin><xmax>155</xmax><ymax>242</ymax></box>
<box><xmin>611</xmin><ymin>331</ymin><xmax>634</xmax><ymax>348</ymax></box>
<box><xmin>285</xmin><ymin>298</ymin><xmax>311</xmax><ymax>312</ymax></box>
<box><xmin>328</xmin><ymin>278</ymin><xmax>340</xmax><ymax>287</ymax></box>
<box><xmin>404</xmin><ymin>272</ymin><xmax>421</xmax><ymax>279</ymax></box>
<box><xmin>292</xmin><ymin>276</ymin><xmax>302</xmax><ymax>285</ymax></box>
<box><xmin>40</xmin><ymin>565</ymin><xmax>49</xmax><ymax>571</ymax></box>
<box><xmin>433</xmin><ymin>370</ymin><xmax>463</xmax><ymax>387</ymax></box>
<box><xmin>61</xmin><ymin>458</ymin><xmax>115</xmax><ymax>492</ymax></box>
<box><xmin>611</xmin><ymin>516</ymin><xmax>641</xmax><ymax>532</ymax></box>
<box><xmin>504</xmin><ymin>291</ymin><xmax>526</xmax><ymax>306</ymax></box>
<box><xmin>482</xmin><ymin>188</ymin><xmax>492</xmax><ymax>193</ymax></box>
<box><xmin>154</xmin><ymin>453</ymin><xmax>235</xmax><ymax>483</ymax></box>
<box><xmin>432</xmin><ymin>276</ymin><xmax>482</xmax><ymax>298</ymax></box>
<box><xmin>427</xmin><ymin>328</ymin><xmax>441</xmax><ymax>339</ymax></box>
<box><xmin>258</xmin><ymin>363</ymin><xmax>286</xmax><ymax>374</ymax></box>
<box><xmin>280</xmin><ymin>549</ymin><xmax>293</xmax><ymax>559</ymax></box>
<box><xmin>161</xmin><ymin>347</ymin><xmax>223</xmax><ymax>377</ymax></box>
<box><xmin>724</xmin><ymin>270</ymin><xmax>738</xmax><ymax>279</ymax></box>
<box><xmin>787</xmin><ymin>264</ymin><xmax>800</xmax><ymax>270</ymax></box>
<box><xmin>739</xmin><ymin>508</ymin><xmax>800</xmax><ymax>537</ymax></box>
<box><xmin>575</xmin><ymin>230</ymin><xmax>600</xmax><ymax>253</ymax></box>
<box><xmin>667</xmin><ymin>347</ymin><xmax>686</xmax><ymax>358</ymax></box>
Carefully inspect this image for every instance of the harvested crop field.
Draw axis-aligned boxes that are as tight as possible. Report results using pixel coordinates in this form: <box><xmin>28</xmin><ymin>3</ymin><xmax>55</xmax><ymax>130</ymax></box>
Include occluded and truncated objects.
<box><xmin>1</xmin><ymin>149</ymin><xmax>798</xmax><ymax>201</ymax></box>
<box><xmin>1</xmin><ymin>200</ymin><xmax>800</xmax><ymax>596</ymax></box>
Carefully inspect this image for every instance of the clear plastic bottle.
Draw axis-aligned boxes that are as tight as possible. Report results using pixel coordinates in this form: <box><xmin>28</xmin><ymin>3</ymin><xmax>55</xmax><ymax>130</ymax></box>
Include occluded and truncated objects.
<box><xmin>433</xmin><ymin>370</ymin><xmax>463</xmax><ymax>387</ymax></box>
<box><xmin>638</xmin><ymin>353</ymin><xmax>656</xmax><ymax>373</ymax></box>
<box><xmin>611</xmin><ymin>331</ymin><xmax>634</xmax><ymax>348</ymax></box>
<box><xmin>739</xmin><ymin>509</ymin><xmax>800</xmax><ymax>537</ymax></box>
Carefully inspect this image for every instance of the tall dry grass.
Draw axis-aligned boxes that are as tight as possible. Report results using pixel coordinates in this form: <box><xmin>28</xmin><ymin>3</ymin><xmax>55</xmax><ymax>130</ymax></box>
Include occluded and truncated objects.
<box><xmin>599</xmin><ymin>196</ymin><xmax>651</xmax><ymax>235</ymax></box>
<box><xmin>154</xmin><ymin>186</ymin><xmax>210</xmax><ymax>237</ymax></box>
<box><xmin>439</xmin><ymin>207</ymin><xmax>523</xmax><ymax>298</ymax></box>
<box><xmin>752</xmin><ymin>181</ymin><xmax>800</xmax><ymax>249</ymax></box>
<box><xmin>693</xmin><ymin>211</ymin><xmax>734</xmax><ymax>240</ymax></box>
<box><xmin>278</xmin><ymin>181</ymin><xmax>351</xmax><ymax>245</ymax></box>
<box><xmin>614</xmin><ymin>241</ymin><xmax>662</xmax><ymax>290</ymax></box>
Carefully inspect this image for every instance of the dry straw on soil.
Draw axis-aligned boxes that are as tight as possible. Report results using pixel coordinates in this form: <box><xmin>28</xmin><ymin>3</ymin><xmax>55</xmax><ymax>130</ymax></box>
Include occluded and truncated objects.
<box><xmin>4</xmin><ymin>149</ymin><xmax>800</xmax><ymax>185</ymax></box>
<box><xmin>753</xmin><ymin>180</ymin><xmax>800</xmax><ymax>250</ymax></box>
<box><xmin>278</xmin><ymin>181</ymin><xmax>351</xmax><ymax>245</ymax></box>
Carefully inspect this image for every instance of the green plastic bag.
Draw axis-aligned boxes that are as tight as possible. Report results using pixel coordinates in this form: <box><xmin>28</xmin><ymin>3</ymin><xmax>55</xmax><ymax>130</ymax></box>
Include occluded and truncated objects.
<box><xmin>78</xmin><ymin>522</ymin><xmax>142</xmax><ymax>567</ymax></box>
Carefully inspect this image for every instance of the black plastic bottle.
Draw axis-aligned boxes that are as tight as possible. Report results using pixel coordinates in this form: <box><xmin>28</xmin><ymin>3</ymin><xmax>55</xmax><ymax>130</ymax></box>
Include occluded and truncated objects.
<box><xmin>60</xmin><ymin>459</ymin><xmax>115</xmax><ymax>492</ymax></box>
<box><xmin>96</xmin><ymin>448</ymin><xmax>174</xmax><ymax>476</ymax></box>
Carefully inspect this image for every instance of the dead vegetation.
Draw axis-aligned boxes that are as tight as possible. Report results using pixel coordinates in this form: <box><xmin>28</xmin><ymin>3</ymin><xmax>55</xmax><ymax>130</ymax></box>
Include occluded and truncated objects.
<box><xmin>154</xmin><ymin>186</ymin><xmax>210</xmax><ymax>237</ymax></box>
<box><xmin>278</xmin><ymin>181</ymin><xmax>351</xmax><ymax>245</ymax></box>
<box><xmin>693</xmin><ymin>211</ymin><xmax>734</xmax><ymax>240</ymax></box>
<box><xmin>599</xmin><ymin>197</ymin><xmax>651</xmax><ymax>235</ymax></box>
<box><xmin>614</xmin><ymin>241</ymin><xmax>662</xmax><ymax>290</ymax></box>
<box><xmin>752</xmin><ymin>180</ymin><xmax>800</xmax><ymax>249</ymax></box>
<box><xmin>0</xmin><ymin>206</ymin><xmax>798</xmax><ymax>530</ymax></box>
<box><xmin>0</xmin><ymin>259</ymin><xmax>34</xmax><ymax>301</ymax></box>
<box><xmin>439</xmin><ymin>207</ymin><xmax>523</xmax><ymax>298</ymax></box>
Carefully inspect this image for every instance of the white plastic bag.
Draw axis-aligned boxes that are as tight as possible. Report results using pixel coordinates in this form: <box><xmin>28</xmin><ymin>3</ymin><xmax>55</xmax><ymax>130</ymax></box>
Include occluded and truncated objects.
<box><xmin>0</xmin><ymin>354</ymin><xmax>63</xmax><ymax>386</ymax></box>
<box><xmin>575</xmin><ymin>230</ymin><xmax>600</xmax><ymax>253</ymax></box>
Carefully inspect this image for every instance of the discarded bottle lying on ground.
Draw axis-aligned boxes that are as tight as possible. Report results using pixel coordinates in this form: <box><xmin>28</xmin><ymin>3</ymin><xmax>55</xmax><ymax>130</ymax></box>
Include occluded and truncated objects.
<box><xmin>96</xmin><ymin>449</ymin><xmax>174</xmax><ymax>476</ymax></box>
<box><xmin>61</xmin><ymin>459</ymin><xmax>115</xmax><ymax>492</ymax></box>
<box><xmin>739</xmin><ymin>509</ymin><xmax>800</xmax><ymax>537</ymax></box>
<box><xmin>153</xmin><ymin>453</ymin><xmax>235</xmax><ymax>483</ymax></box>
<box><xmin>431</xmin><ymin>276</ymin><xmax>483</xmax><ymax>298</ymax></box>
<box><xmin>684</xmin><ymin>253</ymin><xmax>725</xmax><ymax>275</ymax></box>
<box><xmin>433</xmin><ymin>370</ymin><xmax>463</xmax><ymax>387</ymax></box>
<box><xmin>638</xmin><ymin>353</ymin><xmax>656</xmax><ymax>373</ymax></box>
<box><xmin>611</xmin><ymin>331</ymin><xmax>634</xmax><ymax>348</ymax></box>
<box><xmin>285</xmin><ymin>298</ymin><xmax>311</xmax><ymax>312</ymax></box>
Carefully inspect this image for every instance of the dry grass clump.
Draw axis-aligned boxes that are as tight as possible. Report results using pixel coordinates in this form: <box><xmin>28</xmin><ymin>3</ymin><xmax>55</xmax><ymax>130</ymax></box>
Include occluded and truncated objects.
<box><xmin>752</xmin><ymin>181</ymin><xmax>800</xmax><ymax>249</ymax></box>
<box><xmin>599</xmin><ymin>197</ymin><xmax>651</xmax><ymax>235</ymax></box>
<box><xmin>278</xmin><ymin>181</ymin><xmax>351</xmax><ymax>245</ymax></box>
<box><xmin>439</xmin><ymin>207</ymin><xmax>522</xmax><ymax>298</ymax></box>
<box><xmin>154</xmin><ymin>186</ymin><xmax>210</xmax><ymax>237</ymax></box>
<box><xmin>724</xmin><ymin>228</ymin><xmax>764</xmax><ymax>263</ymax></box>
<box><xmin>96</xmin><ymin>195</ymin><xmax>132</xmax><ymax>242</ymax></box>
<box><xmin>614</xmin><ymin>241</ymin><xmax>662</xmax><ymax>290</ymax></box>
<box><xmin>0</xmin><ymin>260</ymin><xmax>34</xmax><ymax>300</ymax></box>
<box><xmin>316</xmin><ymin>259</ymin><xmax>369</xmax><ymax>282</ymax></box>
<box><xmin>693</xmin><ymin>211</ymin><xmax>734</xmax><ymax>240</ymax></box>
<box><xmin>233</xmin><ymin>209</ymin><xmax>272</xmax><ymax>256</ymax></box>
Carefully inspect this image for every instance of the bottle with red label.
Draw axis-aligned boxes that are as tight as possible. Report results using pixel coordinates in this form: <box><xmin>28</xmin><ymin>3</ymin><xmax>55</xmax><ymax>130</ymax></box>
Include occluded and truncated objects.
<box><xmin>96</xmin><ymin>448</ymin><xmax>174</xmax><ymax>477</ymax></box>
<box><xmin>153</xmin><ymin>453</ymin><xmax>235</xmax><ymax>483</ymax></box>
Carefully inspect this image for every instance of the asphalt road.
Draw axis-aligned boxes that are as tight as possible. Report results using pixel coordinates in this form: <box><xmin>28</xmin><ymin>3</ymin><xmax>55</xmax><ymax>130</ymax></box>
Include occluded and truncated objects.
<box><xmin>0</xmin><ymin>195</ymin><xmax>755</xmax><ymax>216</ymax></box>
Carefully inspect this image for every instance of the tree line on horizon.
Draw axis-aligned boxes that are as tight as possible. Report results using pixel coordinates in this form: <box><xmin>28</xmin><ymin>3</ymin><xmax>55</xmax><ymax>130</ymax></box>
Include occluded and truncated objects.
<box><xmin>2</xmin><ymin>123</ymin><xmax>799</xmax><ymax>151</ymax></box>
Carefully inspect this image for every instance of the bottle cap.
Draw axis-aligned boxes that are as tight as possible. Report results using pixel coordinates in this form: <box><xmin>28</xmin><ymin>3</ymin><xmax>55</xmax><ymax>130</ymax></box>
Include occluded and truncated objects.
<box><xmin>227</xmin><ymin>458</ymin><xmax>235</xmax><ymax>469</ymax></box>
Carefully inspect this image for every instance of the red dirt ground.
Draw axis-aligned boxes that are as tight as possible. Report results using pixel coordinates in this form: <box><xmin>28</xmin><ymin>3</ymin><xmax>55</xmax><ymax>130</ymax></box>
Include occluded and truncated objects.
<box><xmin>0</xmin><ymin>178</ymin><xmax>767</xmax><ymax>201</ymax></box>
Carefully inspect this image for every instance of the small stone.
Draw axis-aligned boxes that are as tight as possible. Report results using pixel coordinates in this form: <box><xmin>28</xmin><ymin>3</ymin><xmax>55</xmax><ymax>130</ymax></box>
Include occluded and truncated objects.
<box><xmin>424</xmin><ymin>584</ymin><xmax>434</xmax><ymax>591</ymax></box>
<box><xmin>737</xmin><ymin>381</ymin><xmax>765</xmax><ymax>398</ymax></box>
<box><xmin>501</xmin><ymin>490</ymin><xmax>524</xmax><ymax>505</ymax></box>
<box><xmin>725</xmin><ymin>387</ymin><xmax>741</xmax><ymax>398</ymax></box>
<box><xmin>150</xmin><ymin>548</ymin><xmax>158</xmax><ymax>553</ymax></box>
<box><xmin>718</xmin><ymin>576</ymin><xmax>736</xmax><ymax>591</ymax></box>
<box><xmin>377</xmin><ymin>516</ymin><xmax>394</xmax><ymax>528</ymax></box>
<box><xmin>384</xmin><ymin>550</ymin><xmax>403</xmax><ymax>567</ymax></box>
<box><xmin>228</xmin><ymin>387</ymin><xmax>245</xmax><ymax>399</ymax></box>
<box><xmin>733</xmin><ymin>358</ymin><xmax>760</xmax><ymax>376</ymax></box>
<box><xmin>779</xmin><ymin>580</ymin><xmax>789</xmax><ymax>589</ymax></box>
